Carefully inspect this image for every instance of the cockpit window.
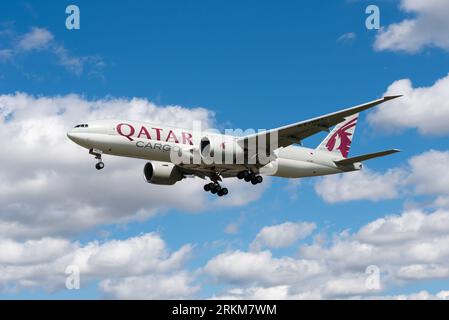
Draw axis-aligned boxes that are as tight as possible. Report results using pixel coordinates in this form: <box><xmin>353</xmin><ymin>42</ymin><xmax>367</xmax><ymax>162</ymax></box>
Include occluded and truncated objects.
<box><xmin>74</xmin><ymin>124</ymin><xmax>88</xmax><ymax>128</ymax></box>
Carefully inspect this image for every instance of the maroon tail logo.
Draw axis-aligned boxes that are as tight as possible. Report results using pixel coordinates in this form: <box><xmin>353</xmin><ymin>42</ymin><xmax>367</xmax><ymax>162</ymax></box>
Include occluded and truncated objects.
<box><xmin>325</xmin><ymin>117</ymin><xmax>357</xmax><ymax>158</ymax></box>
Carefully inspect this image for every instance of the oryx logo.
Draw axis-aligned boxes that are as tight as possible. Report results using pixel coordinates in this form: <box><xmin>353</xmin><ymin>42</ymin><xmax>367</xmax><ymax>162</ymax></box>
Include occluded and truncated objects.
<box><xmin>326</xmin><ymin>117</ymin><xmax>357</xmax><ymax>158</ymax></box>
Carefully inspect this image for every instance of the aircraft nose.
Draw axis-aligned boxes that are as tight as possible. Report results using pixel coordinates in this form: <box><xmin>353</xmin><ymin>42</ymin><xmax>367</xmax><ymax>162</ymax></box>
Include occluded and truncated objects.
<box><xmin>67</xmin><ymin>130</ymin><xmax>89</xmax><ymax>146</ymax></box>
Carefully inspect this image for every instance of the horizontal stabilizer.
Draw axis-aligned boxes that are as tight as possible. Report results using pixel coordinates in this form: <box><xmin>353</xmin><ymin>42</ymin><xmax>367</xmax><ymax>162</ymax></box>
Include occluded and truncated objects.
<box><xmin>334</xmin><ymin>149</ymin><xmax>400</xmax><ymax>166</ymax></box>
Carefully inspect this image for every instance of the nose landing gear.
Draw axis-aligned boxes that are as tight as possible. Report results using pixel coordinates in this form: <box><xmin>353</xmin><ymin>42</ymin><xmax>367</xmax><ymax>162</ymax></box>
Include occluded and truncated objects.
<box><xmin>90</xmin><ymin>148</ymin><xmax>105</xmax><ymax>170</ymax></box>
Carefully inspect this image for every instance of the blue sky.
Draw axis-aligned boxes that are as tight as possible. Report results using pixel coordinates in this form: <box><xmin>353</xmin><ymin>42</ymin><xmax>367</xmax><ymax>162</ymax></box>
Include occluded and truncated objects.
<box><xmin>1</xmin><ymin>0</ymin><xmax>449</xmax><ymax>299</ymax></box>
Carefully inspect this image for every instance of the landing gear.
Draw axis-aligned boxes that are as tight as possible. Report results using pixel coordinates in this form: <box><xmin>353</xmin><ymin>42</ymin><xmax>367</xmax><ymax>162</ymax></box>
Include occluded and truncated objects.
<box><xmin>90</xmin><ymin>148</ymin><xmax>105</xmax><ymax>170</ymax></box>
<box><xmin>95</xmin><ymin>162</ymin><xmax>105</xmax><ymax>170</ymax></box>
<box><xmin>251</xmin><ymin>175</ymin><xmax>263</xmax><ymax>185</ymax></box>
<box><xmin>238</xmin><ymin>170</ymin><xmax>263</xmax><ymax>185</ymax></box>
<box><xmin>203</xmin><ymin>181</ymin><xmax>229</xmax><ymax>197</ymax></box>
<box><xmin>217</xmin><ymin>187</ymin><xmax>228</xmax><ymax>197</ymax></box>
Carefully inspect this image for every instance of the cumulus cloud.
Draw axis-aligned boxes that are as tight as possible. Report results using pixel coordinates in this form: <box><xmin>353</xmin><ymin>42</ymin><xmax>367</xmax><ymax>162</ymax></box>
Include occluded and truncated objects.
<box><xmin>0</xmin><ymin>93</ymin><xmax>265</xmax><ymax>239</ymax></box>
<box><xmin>314</xmin><ymin>149</ymin><xmax>449</xmax><ymax>204</ymax></box>
<box><xmin>368</xmin><ymin>74</ymin><xmax>449</xmax><ymax>135</ymax></box>
<box><xmin>206</xmin><ymin>208</ymin><xmax>449</xmax><ymax>299</ymax></box>
<box><xmin>314</xmin><ymin>168</ymin><xmax>404</xmax><ymax>203</ymax></box>
<box><xmin>250</xmin><ymin>222</ymin><xmax>316</xmax><ymax>251</ymax></box>
<box><xmin>0</xmin><ymin>233</ymin><xmax>197</xmax><ymax>298</ymax></box>
<box><xmin>204</xmin><ymin>250</ymin><xmax>324</xmax><ymax>287</ymax></box>
<box><xmin>374</xmin><ymin>0</ymin><xmax>449</xmax><ymax>53</ymax></box>
<box><xmin>406</xmin><ymin>150</ymin><xmax>449</xmax><ymax>195</ymax></box>
<box><xmin>100</xmin><ymin>273</ymin><xmax>198</xmax><ymax>299</ymax></box>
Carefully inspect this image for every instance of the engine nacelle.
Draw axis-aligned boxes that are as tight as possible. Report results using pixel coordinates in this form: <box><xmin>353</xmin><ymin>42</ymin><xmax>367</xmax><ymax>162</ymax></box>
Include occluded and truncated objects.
<box><xmin>200</xmin><ymin>135</ymin><xmax>245</xmax><ymax>164</ymax></box>
<box><xmin>143</xmin><ymin>161</ymin><xmax>183</xmax><ymax>185</ymax></box>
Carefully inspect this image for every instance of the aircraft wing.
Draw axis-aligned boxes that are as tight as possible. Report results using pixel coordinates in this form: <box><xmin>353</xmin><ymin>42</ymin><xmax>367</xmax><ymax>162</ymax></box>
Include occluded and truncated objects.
<box><xmin>237</xmin><ymin>95</ymin><xmax>402</xmax><ymax>149</ymax></box>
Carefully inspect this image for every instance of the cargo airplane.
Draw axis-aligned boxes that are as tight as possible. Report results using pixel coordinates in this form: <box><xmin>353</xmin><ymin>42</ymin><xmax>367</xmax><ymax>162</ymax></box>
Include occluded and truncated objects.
<box><xmin>67</xmin><ymin>96</ymin><xmax>401</xmax><ymax>197</ymax></box>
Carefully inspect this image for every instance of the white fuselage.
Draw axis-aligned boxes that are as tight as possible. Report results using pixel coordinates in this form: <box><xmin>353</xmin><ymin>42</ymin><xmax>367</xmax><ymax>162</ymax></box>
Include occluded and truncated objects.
<box><xmin>67</xmin><ymin>120</ymin><xmax>357</xmax><ymax>179</ymax></box>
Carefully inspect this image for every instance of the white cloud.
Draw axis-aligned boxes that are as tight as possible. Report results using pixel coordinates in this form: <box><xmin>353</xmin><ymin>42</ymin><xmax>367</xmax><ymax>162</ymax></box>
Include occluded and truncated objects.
<box><xmin>0</xmin><ymin>238</ymin><xmax>71</xmax><ymax>265</ymax></box>
<box><xmin>211</xmin><ymin>285</ymin><xmax>292</xmax><ymax>300</ymax></box>
<box><xmin>0</xmin><ymin>233</ymin><xmax>197</xmax><ymax>298</ymax></box>
<box><xmin>374</xmin><ymin>0</ymin><xmax>449</xmax><ymax>53</ymax></box>
<box><xmin>314</xmin><ymin>168</ymin><xmax>404</xmax><ymax>203</ymax></box>
<box><xmin>397</xmin><ymin>264</ymin><xmax>449</xmax><ymax>280</ymax></box>
<box><xmin>206</xmin><ymin>208</ymin><xmax>449</xmax><ymax>299</ymax></box>
<box><xmin>322</xmin><ymin>274</ymin><xmax>379</xmax><ymax>297</ymax></box>
<box><xmin>250</xmin><ymin>222</ymin><xmax>316</xmax><ymax>251</ymax></box>
<box><xmin>374</xmin><ymin>290</ymin><xmax>449</xmax><ymax>300</ymax></box>
<box><xmin>0</xmin><ymin>233</ymin><xmax>199</xmax><ymax>299</ymax></box>
<box><xmin>100</xmin><ymin>273</ymin><xmax>198</xmax><ymax>299</ymax></box>
<box><xmin>204</xmin><ymin>250</ymin><xmax>324</xmax><ymax>287</ymax></box>
<box><xmin>355</xmin><ymin>210</ymin><xmax>449</xmax><ymax>245</ymax></box>
<box><xmin>17</xmin><ymin>27</ymin><xmax>53</xmax><ymax>51</ymax></box>
<box><xmin>0</xmin><ymin>93</ymin><xmax>264</xmax><ymax>239</ymax></box>
<box><xmin>315</xmin><ymin>149</ymin><xmax>449</xmax><ymax>204</ymax></box>
<box><xmin>368</xmin><ymin>74</ymin><xmax>449</xmax><ymax>135</ymax></box>
<box><xmin>0</xmin><ymin>26</ymin><xmax>103</xmax><ymax>75</ymax></box>
<box><xmin>406</xmin><ymin>150</ymin><xmax>449</xmax><ymax>195</ymax></box>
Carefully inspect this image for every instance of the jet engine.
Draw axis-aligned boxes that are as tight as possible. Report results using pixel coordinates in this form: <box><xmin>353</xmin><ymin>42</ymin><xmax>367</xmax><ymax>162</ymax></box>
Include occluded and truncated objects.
<box><xmin>143</xmin><ymin>161</ymin><xmax>184</xmax><ymax>185</ymax></box>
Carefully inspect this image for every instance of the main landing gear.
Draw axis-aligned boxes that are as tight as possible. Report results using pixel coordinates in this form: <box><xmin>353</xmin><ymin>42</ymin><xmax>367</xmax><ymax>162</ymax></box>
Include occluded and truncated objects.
<box><xmin>90</xmin><ymin>148</ymin><xmax>105</xmax><ymax>170</ymax></box>
<box><xmin>204</xmin><ymin>182</ymin><xmax>229</xmax><ymax>197</ymax></box>
<box><xmin>237</xmin><ymin>170</ymin><xmax>263</xmax><ymax>185</ymax></box>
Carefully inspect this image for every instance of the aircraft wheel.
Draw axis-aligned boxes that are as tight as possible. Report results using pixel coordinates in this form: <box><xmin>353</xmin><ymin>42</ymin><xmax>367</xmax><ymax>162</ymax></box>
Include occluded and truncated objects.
<box><xmin>237</xmin><ymin>171</ymin><xmax>245</xmax><ymax>180</ymax></box>
<box><xmin>204</xmin><ymin>184</ymin><xmax>211</xmax><ymax>192</ymax></box>
<box><xmin>211</xmin><ymin>184</ymin><xmax>220</xmax><ymax>194</ymax></box>
<box><xmin>221</xmin><ymin>188</ymin><xmax>228</xmax><ymax>196</ymax></box>
<box><xmin>95</xmin><ymin>162</ymin><xmax>105</xmax><ymax>170</ymax></box>
<box><xmin>256</xmin><ymin>175</ymin><xmax>263</xmax><ymax>183</ymax></box>
<box><xmin>245</xmin><ymin>172</ymin><xmax>255</xmax><ymax>182</ymax></box>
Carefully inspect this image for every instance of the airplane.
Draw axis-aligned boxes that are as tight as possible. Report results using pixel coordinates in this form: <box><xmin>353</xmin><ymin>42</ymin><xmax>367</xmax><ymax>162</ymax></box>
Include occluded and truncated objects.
<box><xmin>67</xmin><ymin>95</ymin><xmax>401</xmax><ymax>197</ymax></box>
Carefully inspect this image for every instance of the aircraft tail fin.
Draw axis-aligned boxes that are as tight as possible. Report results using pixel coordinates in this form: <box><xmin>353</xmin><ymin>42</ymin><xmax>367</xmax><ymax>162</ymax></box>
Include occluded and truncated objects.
<box><xmin>316</xmin><ymin>113</ymin><xmax>358</xmax><ymax>158</ymax></box>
